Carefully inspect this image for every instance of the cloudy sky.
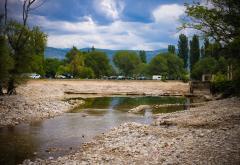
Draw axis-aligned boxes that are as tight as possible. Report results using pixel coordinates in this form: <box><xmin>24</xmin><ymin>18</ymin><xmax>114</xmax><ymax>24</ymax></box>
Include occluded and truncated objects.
<box><xmin>2</xmin><ymin>0</ymin><xmax>193</xmax><ymax>50</ymax></box>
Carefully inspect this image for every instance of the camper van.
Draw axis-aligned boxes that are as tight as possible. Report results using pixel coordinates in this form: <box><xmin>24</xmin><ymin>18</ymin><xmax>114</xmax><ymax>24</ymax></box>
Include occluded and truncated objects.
<box><xmin>152</xmin><ymin>75</ymin><xmax>162</xmax><ymax>80</ymax></box>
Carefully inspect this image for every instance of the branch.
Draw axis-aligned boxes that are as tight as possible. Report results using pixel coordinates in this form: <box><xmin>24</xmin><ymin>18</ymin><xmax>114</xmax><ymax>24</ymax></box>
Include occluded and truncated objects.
<box><xmin>4</xmin><ymin>0</ymin><xmax>7</xmax><ymax>25</ymax></box>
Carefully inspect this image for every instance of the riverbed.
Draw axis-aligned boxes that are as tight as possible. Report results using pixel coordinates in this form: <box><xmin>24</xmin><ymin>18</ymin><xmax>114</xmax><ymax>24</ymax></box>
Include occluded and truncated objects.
<box><xmin>0</xmin><ymin>96</ymin><xmax>189</xmax><ymax>164</ymax></box>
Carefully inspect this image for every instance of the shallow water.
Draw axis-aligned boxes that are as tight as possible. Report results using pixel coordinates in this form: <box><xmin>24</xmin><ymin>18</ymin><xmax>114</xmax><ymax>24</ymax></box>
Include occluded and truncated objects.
<box><xmin>0</xmin><ymin>96</ymin><xmax>188</xmax><ymax>164</ymax></box>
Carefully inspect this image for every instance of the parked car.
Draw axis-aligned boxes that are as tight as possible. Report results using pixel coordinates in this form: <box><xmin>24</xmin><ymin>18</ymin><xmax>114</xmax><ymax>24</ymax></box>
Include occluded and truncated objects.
<box><xmin>55</xmin><ymin>74</ymin><xmax>66</xmax><ymax>79</ymax></box>
<box><xmin>126</xmin><ymin>77</ymin><xmax>135</xmax><ymax>80</ymax></box>
<box><xmin>109</xmin><ymin>76</ymin><xmax>117</xmax><ymax>80</ymax></box>
<box><xmin>117</xmin><ymin>75</ymin><xmax>125</xmax><ymax>80</ymax></box>
<box><xmin>101</xmin><ymin>76</ymin><xmax>108</xmax><ymax>80</ymax></box>
<box><xmin>29</xmin><ymin>73</ymin><xmax>41</xmax><ymax>79</ymax></box>
<box><xmin>137</xmin><ymin>76</ymin><xmax>147</xmax><ymax>80</ymax></box>
<box><xmin>63</xmin><ymin>73</ymin><xmax>73</xmax><ymax>79</ymax></box>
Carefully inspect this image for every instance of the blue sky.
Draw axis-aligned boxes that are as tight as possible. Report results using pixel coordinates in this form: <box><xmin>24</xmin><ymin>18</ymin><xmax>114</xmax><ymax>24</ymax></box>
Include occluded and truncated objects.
<box><xmin>3</xmin><ymin>0</ymin><xmax>194</xmax><ymax>50</ymax></box>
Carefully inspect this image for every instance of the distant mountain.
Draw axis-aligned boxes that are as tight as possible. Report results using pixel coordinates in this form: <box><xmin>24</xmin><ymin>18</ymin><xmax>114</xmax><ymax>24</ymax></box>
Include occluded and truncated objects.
<box><xmin>44</xmin><ymin>47</ymin><xmax>168</xmax><ymax>62</ymax></box>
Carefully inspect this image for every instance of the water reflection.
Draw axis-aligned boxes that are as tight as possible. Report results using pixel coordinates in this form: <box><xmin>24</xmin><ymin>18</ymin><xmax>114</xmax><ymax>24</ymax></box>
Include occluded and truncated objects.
<box><xmin>71</xmin><ymin>96</ymin><xmax>187</xmax><ymax>113</ymax></box>
<box><xmin>0</xmin><ymin>96</ymin><xmax>189</xmax><ymax>164</ymax></box>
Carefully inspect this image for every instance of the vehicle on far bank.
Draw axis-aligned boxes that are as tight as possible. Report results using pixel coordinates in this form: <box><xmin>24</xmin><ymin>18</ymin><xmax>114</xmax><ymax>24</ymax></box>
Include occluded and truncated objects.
<box><xmin>152</xmin><ymin>75</ymin><xmax>162</xmax><ymax>80</ymax></box>
<box><xmin>109</xmin><ymin>76</ymin><xmax>117</xmax><ymax>80</ymax></box>
<box><xmin>126</xmin><ymin>77</ymin><xmax>135</xmax><ymax>80</ymax></box>
<box><xmin>55</xmin><ymin>74</ymin><xmax>66</xmax><ymax>79</ymax></box>
<box><xmin>55</xmin><ymin>73</ymin><xmax>73</xmax><ymax>79</ymax></box>
<box><xmin>117</xmin><ymin>76</ymin><xmax>126</xmax><ymax>80</ymax></box>
<box><xmin>29</xmin><ymin>73</ymin><xmax>41</xmax><ymax>79</ymax></box>
<box><xmin>63</xmin><ymin>73</ymin><xmax>73</xmax><ymax>79</ymax></box>
<box><xmin>137</xmin><ymin>76</ymin><xmax>147</xmax><ymax>80</ymax></box>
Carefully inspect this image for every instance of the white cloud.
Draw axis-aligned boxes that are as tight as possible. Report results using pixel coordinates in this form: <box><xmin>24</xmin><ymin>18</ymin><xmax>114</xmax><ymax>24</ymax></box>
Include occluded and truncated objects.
<box><xmin>32</xmin><ymin>15</ymin><xmax>171</xmax><ymax>50</ymax></box>
<box><xmin>29</xmin><ymin>3</ymin><xmax>189</xmax><ymax>50</ymax></box>
<box><xmin>95</xmin><ymin>0</ymin><xmax>125</xmax><ymax>20</ymax></box>
<box><xmin>153</xmin><ymin>4</ymin><xmax>185</xmax><ymax>24</ymax></box>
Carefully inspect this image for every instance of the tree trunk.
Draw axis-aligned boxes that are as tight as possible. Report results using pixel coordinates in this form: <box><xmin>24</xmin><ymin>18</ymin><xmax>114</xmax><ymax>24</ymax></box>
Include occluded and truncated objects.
<box><xmin>7</xmin><ymin>79</ymin><xmax>16</xmax><ymax>95</ymax></box>
<box><xmin>0</xmin><ymin>83</ymin><xmax>4</xmax><ymax>95</ymax></box>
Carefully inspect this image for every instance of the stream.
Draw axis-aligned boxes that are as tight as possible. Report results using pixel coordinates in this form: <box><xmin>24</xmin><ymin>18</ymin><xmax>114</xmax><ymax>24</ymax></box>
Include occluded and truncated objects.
<box><xmin>0</xmin><ymin>96</ymin><xmax>191</xmax><ymax>164</ymax></box>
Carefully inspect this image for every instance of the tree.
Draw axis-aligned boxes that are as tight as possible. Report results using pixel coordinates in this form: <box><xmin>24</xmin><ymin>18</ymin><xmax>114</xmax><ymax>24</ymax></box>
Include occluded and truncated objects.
<box><xmin>0</xmin><ymin>36</ymin><xmax>13</xmax><ymax>95</ymax></box>
<box><xmin>5</xmin><ymin>21</ymin><xmax>47</xmax><ymax>94</ymax></box>
<box><xmin>45</xmin><ymin>58</ymin><xmax>62</xmax><ymax>78</ymax></box>
<box><xmin>148</xmin><ymin>53</ymin><xmax>186</xmax><ymax>80</ymax></box>
<box><xmin>165</xmin><ymin>53</ymin><xmax>185</xmax><ymax>80</ymax></box>
<box><xmin>203</xmin><ymin>38</ymin><xmax>210</xmax><ymax>58</ymax></box>
<box><xmin>113</xmin><ymin>51</ymin><xmax>141</xmax><ymax>76</ymax></box>
<box><xmin>191</xmin><ymin>57</ymin><xmax>217</xmax><ymax>80</ymax></box>
<box><xmin>148</xmin><ymin>54</ymin><xmax>168</xmax><ymax>78</ymax></box>
<box><xmin>168</xmin><ymin>45</ymin><xmax>176</xmax><ymax>54</ymax></box>
<box><xmin>134</xmin><ymin>63</ymin><xmax>148</xmax><ymax>76</ymax></box>
<box><xmin>178</xmin><ymin>34</ymin><xmax>188</xmax><ymax>69</ymax></box>
<box><xmin>85</xmin><ymin>51</ymin><xmax>112</xmax><ymax>78</ymax></box>
<box><xmin>91</xmin><ymin>46</ymin><xmax>95</xmax><ymax>52</ymax></box>
<box><xmin>190</xmin><ymin>35</ymin><xmax>200</xmax><ymax>71</ymax></box>
<box><xmin>182</xmin><ymin>0</ymin><xmax>240</xmax><ymax>46</ymax></box>
<box><xmin>2</xmin><ymin>0</ymin><xmax>47</xmax><ymax>94</ymax></box>
<box><xmin>67</xmin><ymin>48</ymin><xmax>85</xmax><ymax>77</ymax></box>
<box><xmin>139</xmin><ymin>50</ymin><xmax>147</xmax><ymax>63</ymax></box>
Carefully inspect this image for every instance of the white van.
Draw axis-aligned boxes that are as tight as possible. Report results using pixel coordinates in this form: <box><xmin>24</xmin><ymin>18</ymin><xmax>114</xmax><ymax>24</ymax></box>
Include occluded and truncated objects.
<box><xmin>152</xmin><ymin>75</ymin><xmax>162</xmax><ymax>80</ymax></box>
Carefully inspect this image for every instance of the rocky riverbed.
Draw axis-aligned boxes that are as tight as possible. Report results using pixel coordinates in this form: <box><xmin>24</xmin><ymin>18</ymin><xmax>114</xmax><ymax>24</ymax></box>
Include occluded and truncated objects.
<box><xmin>0</xmin><ymin>80</ymin><xmax>188</xmax><ymax>127</ymax></box>
<box><xmin>22</xmin><ymin>97</ymin><xmax>240</xmax><ymax>165</ymax></box>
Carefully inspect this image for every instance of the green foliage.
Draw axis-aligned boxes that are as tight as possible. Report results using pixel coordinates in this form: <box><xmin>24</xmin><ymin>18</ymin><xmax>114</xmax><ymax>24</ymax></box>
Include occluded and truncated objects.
<box><xmin>30</xmin><ymin>54</ymin><xmax>45</xmax><ymax>76</ymax></box>
<box><xmin>191</xmin><ymin>57</ymin><xmax>217</xmax><ymax>80</ymax></box>
<box><xmin>165</xmin><ymin>53</ymin><xmax>186</xmax><ymax>80</ymax></box>
<box><xmin>139</xmin><ymin>50</ymin><xmax>147</xmax><ymax>63</ymax></box>
<box><xmin>134</xmin><ymin>63</ymin><xmax>148</xmax><ymax>76</ymax></box>
<box><xmin>190</xmin><ymin>35</ymin><xmax>200</xmax><ymax>71</ymax></box>
<box><xmin>45</xmin><ymin>58</ymin><xmax>62</xmax><ymax>78</ymax></box>
<box><xmin>0</xmin><ymin>36</ymin><xmax>14</xmax><ymax>83</ymax></box>
<box><xmin>178</xmin><ymin>34</ymin><xmax>188</xmax><ymax>69</ymax></box>
<box><xmin>5</xmin><ymin>21</ymin><xmax>47</xmax><ymax>75</ymax></box>
<box><xmin>61</xmin><ymin>47</ymin><xmax>85</xmax><ymax>77</ymax></box>
<box><xmin>148</xmin><ymin>53</ymin><xmax>186</xmax><ymax>80</ymax></box>
<box><xmin>211</xmin><ymin>80</ymin><xmax>240</xmax><ymax>97</ymax></box>
<box><xmin>168</xmin><ymin>45</ymin><xmax>176</xmax><ymax>54</ymax></box>
<box><xmin>85</xmin><ymin>51</ymin><xmax>112</xmax><ymax>78</ymax></box>
<box><xmin>77</xmin><ymin>67</ymin><xmax>94</xmax><ymax>79</ymax></box>
<box><xmin>182</xmin><ymin>0</ymin><xmax>240</xmax><ymax>45</ymax></box>
<box><xmin>113</xmin><ymin>51</ymin><xmax>141</xmax><ymax>76</ymax></box>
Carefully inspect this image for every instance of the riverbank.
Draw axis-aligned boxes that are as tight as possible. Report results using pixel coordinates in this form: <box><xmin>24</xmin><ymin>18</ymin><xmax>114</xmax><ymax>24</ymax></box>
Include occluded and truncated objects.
<box><xmin>22</xmin><ymin>97</ymin><xmax>240</xmax><ymax>164</ymax></box>
<box><xmin>0</xmin><ymin>80</ymin><xmax>189</xmax><ymax>127</ymax></box>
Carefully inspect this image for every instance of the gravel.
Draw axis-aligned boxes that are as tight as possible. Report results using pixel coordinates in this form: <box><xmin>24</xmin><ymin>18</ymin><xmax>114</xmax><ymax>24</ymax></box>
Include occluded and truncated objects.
<box><xmin>22</xmin><ymin>97</ymin><xmax>240</xmax><ymax>165</ymax></box>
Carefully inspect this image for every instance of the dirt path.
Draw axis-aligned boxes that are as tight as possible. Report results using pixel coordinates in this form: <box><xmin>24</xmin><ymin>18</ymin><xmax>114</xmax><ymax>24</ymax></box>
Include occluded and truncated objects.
<box><xmin>0</xmin><ymin>80</ymin><xmax>189</xmax><ymax>127</ymax></box>
<box><xmin>23</xmin><ymin>97</ymin><xmax>240</xmax><ymax>165</ymax></box>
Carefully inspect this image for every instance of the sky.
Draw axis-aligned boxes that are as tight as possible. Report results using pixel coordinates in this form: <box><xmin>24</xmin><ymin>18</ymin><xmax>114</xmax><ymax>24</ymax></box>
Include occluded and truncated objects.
<box><xmin>2</xmin><ymin>0</ymin><xmax>194</xmax><ymax>50</ymax></box>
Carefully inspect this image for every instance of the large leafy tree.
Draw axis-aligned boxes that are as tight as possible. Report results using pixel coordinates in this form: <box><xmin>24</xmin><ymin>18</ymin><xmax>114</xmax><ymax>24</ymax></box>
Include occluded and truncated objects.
<box><xmin>182</xmin><ymin>0</ymin><xmax>240</xmax><ymax>45</ymax></box>
<box><xmin>44</xmin><ymin>58</ymin><xmax>63</xmax><ymax>78</ymax></box>
<box><xmin>0</xmin><ymin>36</ymin><xmax>13</xmax><ymax>95</ymax></box>
<box><xmin>148</xmin><ymin>54</ymin><xmax>168</xmax><ymax>77</ymax></box>
<box><xmin>113</xmin><ymin>51</ymin><xmax>141</xmax><ymax>76</ymax></box>
<box><xmin>148</xmin><ymin>53</ymin><xmax>186</xmax><ymax>80</ymax></box>
<box><xmin>165</xmin><ymin>54</ymin><xmax>185</xmax><ymax>80</ymax></box>
<box><xmin>178</xmin><ymin>34</ymin><xmax>189</xmax><ymax>69</ymax></box>
<box><xmin>85</xmin><ymin>51</ymin><xmax>112</xmax><ymax>78</ymax></box>
<box><xmin>191</xmin><ymin>57</ymin><xmax>217</xmax><ymax>80</ymax></box>
<box><xmin>190</xmin><ymin>34</ymin><xmax>200</xmax><ymax>71</ymax></box>
<box><xmin>1</xmin><ymin>0</ymin><xmax>47</xmax><ymax>94</ymax></box>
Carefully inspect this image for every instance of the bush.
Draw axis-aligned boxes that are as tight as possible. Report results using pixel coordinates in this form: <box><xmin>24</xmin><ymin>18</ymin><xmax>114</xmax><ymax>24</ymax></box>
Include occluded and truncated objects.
<box><xmin>211</xmin><ymin>80</ymin><xmax>240</xmax><ymax>97</ymax></box>
<box><xmin>182</xmin><ymin>74</ymin><xmax>190</xmax><ymax>83</ymax></box>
